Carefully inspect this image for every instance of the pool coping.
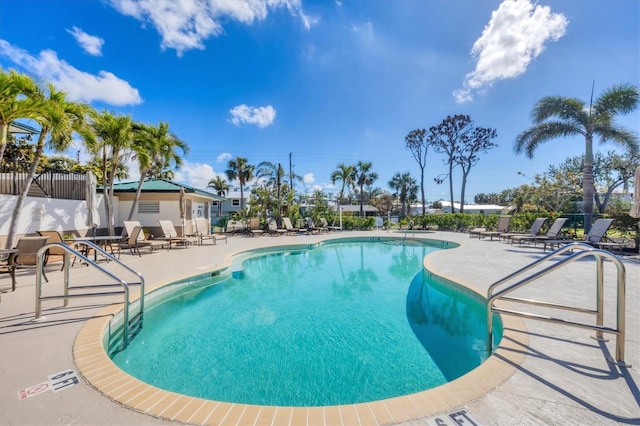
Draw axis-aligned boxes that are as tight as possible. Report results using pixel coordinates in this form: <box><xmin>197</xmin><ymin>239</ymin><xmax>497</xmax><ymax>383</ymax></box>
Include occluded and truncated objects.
<box><xmin>73</xmin><ymin>236</ymin><xmax>528</xmax><ymax>426</ymax></box>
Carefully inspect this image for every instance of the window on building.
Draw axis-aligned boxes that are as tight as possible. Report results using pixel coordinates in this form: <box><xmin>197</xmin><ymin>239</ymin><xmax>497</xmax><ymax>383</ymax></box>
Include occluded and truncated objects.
<box><xmin>232</xmin><ymin>199</ymin><xmax>240</xmax><ymax>206</ymax></box>
<box><xmin>138</xmin><ymin>201</ymin><xmax>160</xmax><ymax>214</ymax></box>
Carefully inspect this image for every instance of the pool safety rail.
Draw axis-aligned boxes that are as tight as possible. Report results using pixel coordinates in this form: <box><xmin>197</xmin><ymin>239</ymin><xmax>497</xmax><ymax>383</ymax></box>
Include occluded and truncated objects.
<box><xmin>35</xmin><ymin>241</ymin><xmax>145</xmax><ymax>351</ymax></box>
<box><xmin>486</xmin><ymin>242</ymin><xmax>628</xmax><ymax>367</ymax></box>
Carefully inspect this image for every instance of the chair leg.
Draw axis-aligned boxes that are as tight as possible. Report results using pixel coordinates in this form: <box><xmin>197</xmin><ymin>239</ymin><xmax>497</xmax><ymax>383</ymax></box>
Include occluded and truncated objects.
<box><xmin>10</xmin><ymin>267</ymin><xmax>16</xmax><ymax>291</ymax></box>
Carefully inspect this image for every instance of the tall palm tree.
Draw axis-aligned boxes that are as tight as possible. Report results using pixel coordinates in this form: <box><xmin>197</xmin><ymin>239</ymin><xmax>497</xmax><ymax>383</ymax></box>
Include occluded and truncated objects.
<box><xmin>515</xmin><ymin>83</ymin><xmax>639</xmax><ymax>231</ymax></box>
<box><xmin>330</xmin><ymin>163</ymin><xmax>356</xmax><ymax>206</ymax></box>
<box><xmin>0</xmin><ymin>69</ymin><xmax>44</xmax><ymax>166</ymax></box>
<box><xmin>207</xmin><ymin>175</ymin><xmax>229</xmax><ymax>218</ymax></box>
<box><xmin>225</xmin><ymin>157</ymin><xmax>254</xmax><ymax>211</ymax></box>
<box><xmin>84</xmin><ymin>111</ymin><xmax>135</xmax><ymax>235</ymax></box>
<box><xmin>256</xmin><ymin>161</ymin><xmax>286</xmax><ymax>218</ymax></box>
<box><xmin>389</xmin><ymin>171</ymin><xmax>418</xmax><ymax>218</ymax></box>
<box><xmin>355</xmin><ymin>161</ymin><xmax>378</xmax><ymax>217</ymax></box>
<box><xmin>127</xmin><ymin>121</ymin><xmax>188</xmax><ymax>220</ymax></box>
<box><xmin>5</xmin><ymin>83</ymin><xmax>91</xmax><ymax>248</ymax></box>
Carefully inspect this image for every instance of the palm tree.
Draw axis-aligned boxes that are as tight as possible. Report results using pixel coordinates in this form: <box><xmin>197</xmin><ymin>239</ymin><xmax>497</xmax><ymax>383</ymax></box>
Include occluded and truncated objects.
<box><xmin>207</xmin><ymin>175</ymin><xmax>229</xmax><ymax>218</ymax></box>
<box><xmin>515</xmin><ymin>83</ymin><xmax>639</xmax><ymax>231</ymax></box>
<box><xmin>355</xmin><ymin>161</ymin><xmax>378</xmax><ymax>217</ymax></box>
<box><xmin>225</xmin><ymin>157</ymin><xmax>254</xmax><ymax>211</ymax></box>
<box><xmin>84</xmin><ymin>111</ymin><xmax>135</xmax><ymax>235</ymax></box>
<box><xmin>0</xmin><ymin>69</ymin><xmax>44</xmax><ymax>167</ymax></box>
<box><xmin>127</xmin><ymin>121</ymin><xmax>188</xmax><ymax>220</ymax></box>
<box><xmin>330</xmin><ymin>163</ymin><xmax>356</xmax><ymax>206</ymax></box>
<box><xmin>5</xmin><ymin>83</ymin><xmax>91</xmax><ymax>248</ymax></box>
<box><xmin>389</xmin><ymin>172</ymin><xmax>418</xmax><ymax>218</ymax></box>
<box><xmin>256</xmin><ymin>161</ymin><xmax>286</xmax><ymax>219</ymax></box>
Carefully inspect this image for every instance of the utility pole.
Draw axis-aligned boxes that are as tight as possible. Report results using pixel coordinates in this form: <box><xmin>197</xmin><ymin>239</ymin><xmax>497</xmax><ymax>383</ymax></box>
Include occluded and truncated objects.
<box><xmin>289</xmin><ymin>152</ymin><xmax>293</xmax><ymax>189</ymax></box>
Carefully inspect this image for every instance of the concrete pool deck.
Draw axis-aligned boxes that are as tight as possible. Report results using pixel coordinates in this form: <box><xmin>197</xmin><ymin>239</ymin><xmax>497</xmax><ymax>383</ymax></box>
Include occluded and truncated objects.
<box><xmin>0</xmin><ymin>230</ymin><xmax>638</xmax><ymax>425</ymax></box>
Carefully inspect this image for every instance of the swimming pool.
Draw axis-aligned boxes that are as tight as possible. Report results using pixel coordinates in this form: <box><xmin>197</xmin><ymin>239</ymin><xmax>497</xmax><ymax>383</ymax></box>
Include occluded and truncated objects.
<box><xmin>111</xmin><ymin>238</ymin><xmax>502</xmax><ymax>407</ymax></box>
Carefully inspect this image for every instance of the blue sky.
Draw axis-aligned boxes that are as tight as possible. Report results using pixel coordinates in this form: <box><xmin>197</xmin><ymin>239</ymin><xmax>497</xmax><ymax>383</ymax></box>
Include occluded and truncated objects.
<box><xmin>1</xmin><ymin>0</ymin><xmax>638</xmax><ymax>203</ymax></box>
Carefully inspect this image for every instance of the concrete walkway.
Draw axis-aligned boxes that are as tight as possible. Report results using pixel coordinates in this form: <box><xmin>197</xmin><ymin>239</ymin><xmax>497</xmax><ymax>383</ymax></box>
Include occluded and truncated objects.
<box><xmin>0</xmin><ymin>230</ymin><xmax>638</xmax><ymax>425</ymax></box>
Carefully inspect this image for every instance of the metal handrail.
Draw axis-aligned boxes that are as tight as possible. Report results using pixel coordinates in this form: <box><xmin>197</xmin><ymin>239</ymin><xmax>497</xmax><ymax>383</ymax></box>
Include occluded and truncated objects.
<box><xmin>35</xmin><ymin>242</ymin><xmax>145</xmax><ymax>350</ymax></box>
<box><xmin>487</xmin><ymin>242</ymin><xmax>627</xmax><ymax>366</ymax></box>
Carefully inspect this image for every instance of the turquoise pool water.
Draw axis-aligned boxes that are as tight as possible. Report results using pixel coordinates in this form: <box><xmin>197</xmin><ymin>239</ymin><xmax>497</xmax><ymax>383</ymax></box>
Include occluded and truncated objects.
<box><xmin>112</xmin><ymin>239</ymin><xmax>501</xmax><ymax>406</ymax></box>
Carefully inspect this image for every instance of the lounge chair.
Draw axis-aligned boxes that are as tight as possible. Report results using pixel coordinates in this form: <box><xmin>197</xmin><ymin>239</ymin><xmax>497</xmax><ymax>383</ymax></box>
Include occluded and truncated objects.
<box><xmin>282</xmin><ymin>217</ymin><xmax>305</xmax><ymax>234</ymax></box>
<box><xmin>267</xmin><ymin>218</ymin><xmax>287</xmax><ymax>236</ymax></box>
<box><xmin>468</xmin><ymin>227</ymin><xmax>486</xmax><ymax>238</ymax></box>
<box><xmin>123</xmin><ymin>220</ymin><xmax>167</xmax><ymax>251</ymax></box>
<box><xmin>249</xmin><ymin>217</ymin><xmax>264</xmax><ymax>237</ymax></box>
<box><xmin>305</xmin><ymin>217</ymin><xmax>322</xmax><ymax>234</ymax></box>
<box><xmin>193</xmin><ymin>217</ymin><xmax>227</xmax><ymax>245</ymax></box>
<box><xmin>10</xmin><ymin>236</ymin><xmax>51</xmax><ymax>282</ymax></box>
<box><xmin>501</xmin><ymin>217</ymin><xmax>547</xmax><ymax>244</ymax></box>
<box><xmin>319</xmin><ymin>217</ymin><xmax>341</xmax><ymax>232</ymax></box>
<box><xmin>543</xmin><ymin>218</ymin><xmax>614</xmax><ymax>251</ymax></box>
<box><xmin>158</xmin><ymin>220</ymin><xmax>193</xmax><ymax>248</ymax></box>
<box><xmin>479</xmin><ymin>216</ymin><xmax>511</xmax><ymax>241</ymax></box>
<box><xmin>511</xmin><ymin>217</ymin><xmax>568</xmax><ymax>247</ymax></box>
<box><xmin>112</xmin><ymin>226</ymin><xmax>153</xmax><ymax>257</ymax></box>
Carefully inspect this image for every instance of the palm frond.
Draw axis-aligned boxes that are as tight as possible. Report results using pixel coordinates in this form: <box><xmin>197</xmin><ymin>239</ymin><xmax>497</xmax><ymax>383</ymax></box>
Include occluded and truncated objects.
<box><xmin>515</xmin><ymin>121</ymin><xmax>583</xmax><ymax>158</ymax></box>
<box><xmin>595</xmin><ymin>83</ymin><xmax>640</xmax><ymax>116</ymax></box>
<box><xmin>532</xmin><ymin>96</ymin><xmax>586</xmax><ymax>123</ymax></box>
<box><xmin>595</xmin><ymin>126</ymin><xmax>640</xmax><ymax>153</ymax></box>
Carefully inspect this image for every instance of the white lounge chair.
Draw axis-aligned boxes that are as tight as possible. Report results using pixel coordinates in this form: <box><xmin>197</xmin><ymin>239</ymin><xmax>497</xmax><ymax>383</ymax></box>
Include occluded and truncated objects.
<box><xmin>193</xmin><ymin>218</ymin><xmax>227</xmax><ymax>245</ymax></box>
<box><xmin>158</xmin><ymin>220</ymin><xmax>193</xmax><ymax>248</ymax></box>
<box><xmin>123</xmin><ymin>220</ymin><xmax>168</xmax><ymax>251</ymax></box>
<box><xmin>282</xmin><ymin>217</ymin><xmax>305</xmax><ymax>234</ymax></box>
<box><xmin>267</xmin><ymin>218</ymin><xmax>286</xmax><ymax>236</ymax></box>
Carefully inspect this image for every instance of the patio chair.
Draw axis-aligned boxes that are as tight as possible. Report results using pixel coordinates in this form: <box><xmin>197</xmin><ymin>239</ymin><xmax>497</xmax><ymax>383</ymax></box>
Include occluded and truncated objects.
<box><xmin>511</xmin><ymin>217</ymin><xmax>568</xmax><ymax>247</ymax></box>
<box><xmin>468</xmin><ymin>227</ymin><xmax>486</xmax><ymax>238</ymax></box>
<box><xmin>36</xmin><ymin>230</ymin><xmax>71</xmax><ymax>269</ymax></box>
<box><xmin>305</xmin><ymin>217</ymin><xmax>321</xmax><ymax>234</ymax></box>
<box><xmin>282</xmin><ymin>217</ymin><xmax>306</xmax><ymax>235</ymax></box>
<box><xmin>479</xmin><ymin>216</ymin><xmax>511</xmax><ymax>241</ymax></box>
<box><xmin>0</xmin><ymin>250</ymin><xmax>17</xmax><ymax>291</ymax></box>
<box><xmin>193</xmin><ymin>217</ymin><xmax>227</xmax><ymax>245</ymax></box>
<box><xmin>501</xmin><ymin>217</ymin><xmax>547</xmax><ymax>244</ymax></box>
<box><xmin>249</xmin><ymin>217</ymin><xmax>264</xmax><ymax>237</ymax></box>
<box><xmin>319</xmin><ymin>217</ymin><xmax>340</xmax><ymax>232</ymax></box>
<box><xmin>267</xmin><ymin>218</ymin><xmax>286</xmax><ymax>236</ymax></box>
<box><xmin>112</xmin><ymin>226</ymin><xmax>153</xmax><ymax>257</ymax></box>
<box><xmin>10</xmin><ymin>236</ymin><xmax>51</xmax><ymax>282</ymax></box>
<box><xmin>543</xmin><ymin>218</ymin><xmax>614</xmax><ymax>251</ymax></box>
<box><xmin>157</xmin><ymin>220</ymin><xmax>193</xmax><ymax>248</ymax></box>
<box><xmin>123</xmin><ymin>220</ymin><xmax>168</xmax><ymax>251</ymax></box>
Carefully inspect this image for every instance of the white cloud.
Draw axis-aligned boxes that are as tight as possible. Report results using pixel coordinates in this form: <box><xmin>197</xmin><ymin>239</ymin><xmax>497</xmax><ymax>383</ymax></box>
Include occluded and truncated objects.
<box><xmin>174</xmin><ymin>161</ymin><xmax>219</xmax><ymax>189</ymax></box>
<box><xmin>454</xmin><ymin>0</ymin><xmax>567</xmax><ymax>103</ymax></box>
<box><xmin>0</xmin><ymin>39</ymin><xmax>142</xmax><ymax>106</ymax></box>
<box><xmin>216</xmin><ymin>152</ymin><xmax>232</xmax><ymax>163</ymax></box>
<box><xmin>310</xmin><ymin>184</ymin><xmax>323</xmax><ymax>192</ymax></box>
<box><xmin>229</xmin><ymin>104</ymin><xmax>276</xmax><ymax>128</ymax></box>
<box><xmin>67</xmin><ymin>26</ymin><xmax>104</xmax><ymax>56</ymax></box>
<box><xmin>303</xmin><ymin>173</ymin><xmax>314</xmax><ymax>184</ymax></box>
<box><xmin>108</xmin><ymin>0</ymin><xmax>316</xmax><ymax>56</ymax></box>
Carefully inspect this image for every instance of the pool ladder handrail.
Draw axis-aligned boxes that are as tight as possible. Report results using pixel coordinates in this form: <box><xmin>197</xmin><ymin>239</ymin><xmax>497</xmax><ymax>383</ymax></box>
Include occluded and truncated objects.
<box><xmin>486</xmin><ymin>242</ymin><xmax>627</xmax><ymax>366</ymax></box>
<box><xmin>35</xmin><ymin>241</ymin><xmax>145</xmax><ymax>351</ymax></box>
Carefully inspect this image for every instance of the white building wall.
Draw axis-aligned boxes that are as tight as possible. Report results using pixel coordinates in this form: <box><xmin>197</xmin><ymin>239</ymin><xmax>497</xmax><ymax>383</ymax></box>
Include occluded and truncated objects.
<box><xmin>0</xmin><ymin>193</ymin><xmax>110</xmax><ymax>236</ymax></box>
